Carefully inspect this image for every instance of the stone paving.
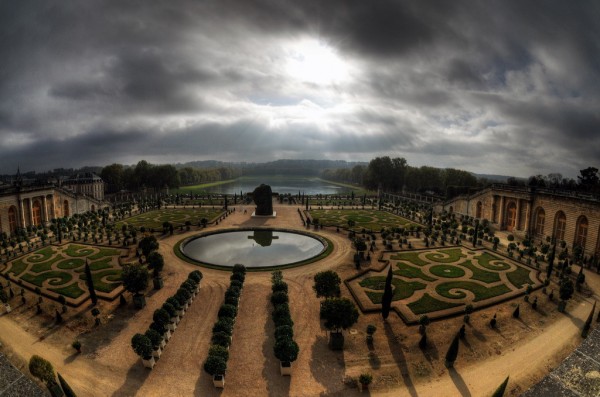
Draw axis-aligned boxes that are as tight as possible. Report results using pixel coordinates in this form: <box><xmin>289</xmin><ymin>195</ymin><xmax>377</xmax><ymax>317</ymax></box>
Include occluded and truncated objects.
<box><xmin>0</xmin><ymin>352</ymin><xmax>46</xmax><ymax>397</ymax></box>
<box><xmin>522</xmin><ymin>327</ymin><xmax>600</xmax><ymax>397</ymax></box>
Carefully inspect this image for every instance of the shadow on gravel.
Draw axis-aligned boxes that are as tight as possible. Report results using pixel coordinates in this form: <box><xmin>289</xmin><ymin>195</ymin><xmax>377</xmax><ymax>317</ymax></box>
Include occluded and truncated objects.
<box><xmin>384</xmin><ymin>322</ymin><xmax>417</xmax><ymax>397</ymax></box>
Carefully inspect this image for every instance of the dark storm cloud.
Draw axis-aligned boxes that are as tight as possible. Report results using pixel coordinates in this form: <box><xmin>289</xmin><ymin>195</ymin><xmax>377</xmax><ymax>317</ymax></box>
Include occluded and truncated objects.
<box><xmin>0</xmin><ymin>0</ymin><xmax>598</xmax><ymax>178</ymax></box>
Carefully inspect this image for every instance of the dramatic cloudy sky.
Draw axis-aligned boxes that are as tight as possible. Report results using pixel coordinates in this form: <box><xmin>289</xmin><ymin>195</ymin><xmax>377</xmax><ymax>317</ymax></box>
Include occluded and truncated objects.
<box><xmin>1</xmin><ymin>1</ymin><xmax>599</xmax><ymax>177</ymax></box>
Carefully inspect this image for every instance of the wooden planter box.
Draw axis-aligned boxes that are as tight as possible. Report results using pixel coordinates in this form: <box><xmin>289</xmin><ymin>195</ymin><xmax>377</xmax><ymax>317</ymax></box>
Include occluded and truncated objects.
<box><xmin>152</xmin><ymin>347</ymin><xmax>162</xmax><ymax>359</ymax></box>
<box><xmin>280</xmin><ymin>361</ymin><xmax>292</xmax><ymax>376</ymax></box>
<box><xmin>133</xmin><ymin>294</ymin><xmax>146</xmax><ymax>309</ymax></box>
<box><xmin>142</xmin><ymin>356</ymin><xmax>155</xmax><ymax>369</ymax></box>
<box><xmin>213</xmin><ymin>375</ymin><xmax>225</xmax><ymax>388</ymax></box>
<box><xmin>168</xmin><ymin>322</ymin><xmax>177</xmax><ymax>331</ymax></box>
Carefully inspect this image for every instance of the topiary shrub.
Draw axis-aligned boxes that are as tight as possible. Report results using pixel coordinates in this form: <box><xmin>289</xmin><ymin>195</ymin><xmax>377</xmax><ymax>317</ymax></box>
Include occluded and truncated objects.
<box><xmin>212</xmin><ymin>317</ymin><xmax>234</xmax><ymax>336</ymax></box>
<box><xmin>211</xmin><ymin>331</ymin><xmax>231</xmax><ymax>348</ymax></box>
<box><xmin>204</xmin><ymin>354</ymin><xmax>227</xmax><ymax>376</ymax></box>
<box><xmin>208</xmin><ymin>344</ymin><xmax>229</xmax><ymax>362</ymax></box>
<box><xmin>274</xmin><ymin>336</ymin><xmax>299</xmax><ymax>362</ymax></box>
<box><xmin>29</xmin><ymin>355</ymin><xmax>55</xmax><ymax>385</ymax></box>
<box><xmin>270</xmin><ymin>291</ymin><xmax>289</xmax><ymax>306</ymax></box>
<box><xmin>145</xmin><ymin>328</ymin><xmax>163</xmax><ymax>349</ymax></box>
<box><xmin>131</xmin><ymin>333</ymin><xmax>153</xmax><ymax>359</ymax></box>
<box><xmin>162</xmin><ymin>302</ymin><xmax>177</xmax><ymax>318</ymax></box>
<box><xmin>274</xmin><ymin>325</ymin><xmax>294</xmax><ymax>340</ymax></box>
<box><xmin>232</xmin><ymin>264</ymin><xmax>246</xmax><ymax>275</ymax></box>
<box><xmin>218</xmin><ymin>304</ymin><xmax>237</xmax><ymax>319</ymax></box>
<box><xmin>188</xmin><ymin>270</ymin><xmax>203</xmax><ymax>283</ymax></box>
<box><xmin>272</xmin><ymin>281</ymin><xmax>288</xmax><ymax>294</ymax></box>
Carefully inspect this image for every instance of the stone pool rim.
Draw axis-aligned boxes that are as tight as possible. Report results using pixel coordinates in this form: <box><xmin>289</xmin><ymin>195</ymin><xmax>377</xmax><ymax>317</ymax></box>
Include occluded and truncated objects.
<box><xmin>175</xmin><ymin>227</ymin><xmax>333</xmax><ymax>271</ymax></box>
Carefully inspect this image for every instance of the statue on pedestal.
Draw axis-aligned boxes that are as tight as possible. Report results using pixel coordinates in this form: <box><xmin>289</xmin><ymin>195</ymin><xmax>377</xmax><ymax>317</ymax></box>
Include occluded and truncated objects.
<box><xmin>252</xmin><ymin>184</ymin><xmax>273</xmax><ymax>215</ymax></box>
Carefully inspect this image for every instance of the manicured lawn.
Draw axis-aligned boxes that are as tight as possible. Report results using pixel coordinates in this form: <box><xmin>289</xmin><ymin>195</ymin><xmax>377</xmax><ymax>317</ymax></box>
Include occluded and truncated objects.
<box><xmin>391</xmin><ymin>252</ymin><xmax>429</xmax><ymax>266</ymax></box>
<box><xmin>360</xmin><ymin>276</ymin><xmax>426</xmax><ymax>303</ymax></box>
<box><xmin>506</xmin><ymin>266</ymin><xmax>535</xmax><ymax>288</ymax></box>
<box><xmin>475</xmin><ymin>252</ymin><xmax>511</xmax><ymax>271</ymax></box>
<box><xmin>27</xmin><ymin>247</ymin><xmax>56</xmax><ymax>263</ymax></box>
<box><xmin>424</xmin><ymin>248</ymin><xmax>466</xmax><ymax>263</ymax></box>
<box><xmin>394</xmin><ymin>262</ymin><xmax>435</xmax><ymax>282</ymax></box>
<box><xmin>408</xmin><ymin>293</ymin><xmax>463</xmax><ymax>315</ymax></box>
<box><xmin>6</xmin><ymin>259</ymin><xmax>28</xmax><ymax>276</ymax></box>
<box><xmin>458</xmin><ymin>260</ymin><xmax>501</xmax><ymax>283</ymax></box>
<box><xmin>436</xmin><ymin>281</ymin><xmax>511</xmax><ymax>302</ymax></box>
<box><xmin>21</xmin><ymin>271</ymin><xmax>73</xmax><ymax>288</ymax></box>
<box><xmin>429</xmin><ymin>264</ymin><xmax>465</xmax><ymax>278</ymax></box>
<box><xmin>49</xmin><ymin>283</ymin><xmax>85</xmax><ymax>299</ymax></box>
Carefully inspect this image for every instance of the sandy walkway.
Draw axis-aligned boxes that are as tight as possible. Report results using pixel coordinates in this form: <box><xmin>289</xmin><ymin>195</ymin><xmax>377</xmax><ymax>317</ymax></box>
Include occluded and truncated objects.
<box><xmin>0</xmin><ymin>203</ymin><xmax>596</xmax><ymax>396</ymax></box>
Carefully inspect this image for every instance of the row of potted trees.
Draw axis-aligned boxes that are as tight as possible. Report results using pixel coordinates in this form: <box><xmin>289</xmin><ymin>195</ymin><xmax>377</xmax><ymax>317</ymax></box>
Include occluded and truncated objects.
<box><xmin>270</xmin><ymin>271</ymin><xmax>299</xmax><ymax>375</ymax></box>
<box><xmin>204</xmin><ymin>264</ymin><xmax>246</xmax><ymax>388</ymax></box>
<box><xmin>131</xmin><ymin>270</ymin><xmax>203</xmax><ymax>369</ymax></box>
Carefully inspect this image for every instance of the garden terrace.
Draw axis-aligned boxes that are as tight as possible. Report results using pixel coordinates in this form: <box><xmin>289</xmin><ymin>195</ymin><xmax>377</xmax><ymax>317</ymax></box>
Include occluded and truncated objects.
<box><xmin>347</xmin><ymin>247</ymin><xmax>542</xmax><ymax>323</ymax></box>
<box><xmin>307</xmin><ymin>209</ymin><xmax>418</xmax><ymax>232</ymax></box>
<box><xmin>116</xmin><ymin>208</ymin><xmax>224</xmax><ymax>231</ymax></box>
<box><xmin>0</xmin><ymin>243</ymin><xmax>128</xmax><ymax>305</ymax></box>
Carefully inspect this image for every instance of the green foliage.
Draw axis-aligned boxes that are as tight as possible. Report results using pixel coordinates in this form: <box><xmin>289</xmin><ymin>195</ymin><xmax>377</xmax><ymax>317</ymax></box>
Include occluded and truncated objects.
<box><xmin>320</xmin><ymin>297</ymin><xmax>359</xmax><ymax>331</ymax></box>
<box><xmin>212</xmin><ymin>317</ymin><xmax>234</xmax><ymax>336</ymax></box>
<box><xmin>145</xmin><ymin>328</ymin><xmax>163</xmax><ymax>348</ymax></box>
<box><xmin>273</xmin><ymin>336</ymin><xmax>299</xmax><ymax>362</ymax></box>
<box><xmin>131</xmin><ymin>333</ymin><xmax>153</xmax><ymax>359</ymax></box>
<box><xmin>559</xmin><ymin>278</ymin><xmax>574</xmax><ymax>302</ymax></box>
<box><xmin>204</xmin><ymin>354</ymin><xmax>227</xmax><ymax>376</ymax></box>
<box><xmin>358</xmin><ymin>373</ymin><xmax>373</xmax><ymax>385</ymax></box>
<box><xmin>270</xmin><ymin>290</ymin><xmax>289</xmax><ymax>306</ymax></box>
<box><xmin>153</xmin><ymin>308</ymin><xmax>170</xmax><ymax>328</ymax></box>
<box><xmin>211</xmin><ymin>331</ymin><xmax>231</xmax><ymax>348</ymax></box>
<box><xmin>121</xmin><ymin>264</ymin><xmax>149</xmax><ymax>295</ymax></box>
<box><xmin>313</xmin><ymin>270</ymin><xmax>341</xmax><ymax>298</ymax></box>
<box><xmin>161</xmin><ymin>302</ymin><xmax>177</xmax><ymax>318</ymax></box>
<box><xmin>208</xmin><ymin>344</ymin><xmax>229</xmax><ymax>362</ymax></box>
<box><xmin>147</xmin><ymin>252</ymin><xmax>164</xmax><ymax>277</ymax></box>
<box><xmin>218</xmin><ymin>304</ymin><xmax>237</xmax><ymax>319</ymax></box>
<box><xmin>138</xmin><ymin>235</ymin><xmax>159</xmax><ymax>257</ymax></box>
<box><xmin>188</xmin><ymin>270</ymin><xmax>203</xmax><ymax>283</ymax></box>
<box><xmin>28</xmin><ymin>355</ymin><xmax>55</xmax><ymax>384</ymax></box>
<box><xmin>274</xmin><ymin>325</ymin><xmax>294</xmax><ymax>340</ymax></box>
<box><xmin>272</xmin><ymin>281</ymin><xmax>288</xmax><ymax>294</ymax></box>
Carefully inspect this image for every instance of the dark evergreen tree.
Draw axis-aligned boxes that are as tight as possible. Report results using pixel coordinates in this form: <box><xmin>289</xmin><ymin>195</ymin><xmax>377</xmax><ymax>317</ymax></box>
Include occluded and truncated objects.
<box><xmin>459</xmin><ymin>324</ymin><xmax>466</xmax><ymax>339</ymax></box>
<box><xmin>512</xmin><ymin>304</ymin><xmax>520</xmax><ymax>319</ymax></box>
<box><xmin>582</xmin><ymin>301</ymin><xmax>596</xmax><ymax>338</ymax></box>
<box><xmin>491</xmin><ymin>376</ymin><xmax>509</xmax><ymax>397</ymax></box>
<box><xmin>490</xmin><ymin>313</ymin><xmax>497</xmax><ymax>328</ymax></box>
<box><xmin>84</xmin><ymin>261</ymin><xmax>97</xmax><ymax>305</ymax></box>
<box><xmin>546</xmin><ymin>243</ymin><xmax>556</xmax><ymax>279</ymax></box>
<box><xmin>444</xmin><ymin>333</ymin><xmax>460</xmax><ymax>368</ymax></box>
<box><xmin>381</xmin><ymin>266</ymin><xmax>394</xmax><ymax>320</ymax></box>
<box><xmin>58</xmin><ymin>372</ymin><xmax>77</xmax><ymax>397</ymax></box>
<box><xmin>419</xmin><ymin>331</ymin><xmax>427</xmax><ymax>349</ymax></box>
<box><xmin>473</xmin><ymin>223</ymin><xmax>479</xmax><ymax>248</ymax></box>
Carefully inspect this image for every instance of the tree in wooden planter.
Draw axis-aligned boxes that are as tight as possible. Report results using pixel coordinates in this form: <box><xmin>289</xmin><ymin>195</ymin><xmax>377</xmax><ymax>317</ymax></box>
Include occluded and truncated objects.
<box><xmin>358</xmin><ymin>373</ymin><xmax>373</xmax><ymax>390</ymax></box>
<box><xmin>147</xmin><ymin>252</ymin><xmax>165</xmax><ymax>290</ymax></box>
<box><xmin>270</xmin><ymin>291</ymin><xmax>289</xmax><ymax>306</ymax></box>
<box><xmin>122</xmin><ymin>264</ymin><xmax>149</xmax><ymax>309</ymax></box>
<box><xmin>211</xmin><ymin>331</ymin><xmax>232</xmax><ymax>348</ymax></box>
<box><xmin>275</xmin><ymin>325</ymin><xmax>294</xmax><ymax>340</ymax></box>
<box><xmin>188</xmin><ymin>270</ymin><xmax>203</xmax><ymax>284</ymax></box>
<box><xmin>145</xmin><ymin>328</ymin><xmax>163</xmax><ymax>359</ymax></box>
<box><xmin>149</xmin><ymin>321</ymin><xmax>169</xmax><ymax>344</ymax></box>
<box><xmin>272</xmin><ymin>304</ymin><xmax>294</xmax><ymax>328</ymax></box>
<box><xmin>131</xmin><ymin>333</ymin><xmax>155</xmax><ymax>369</ymax></box>
<box><xmin>167</xmin><ymin>297</ymin><xmax>183</xmax><ymax>318</ymax></box>
<box><xmin>319</xmin><ymin>297</ymin><xmax>359</xmax><ymax>350</ymax></box>
<box><xmin>212</xmin><ymin>317</ymin><xmax>234</xmax><ymax>336</ymax></box>
<box><xmin>274</xmin><ymin>336</ymin><xmax>299</xmax><ymax>375</ymax></box>
<box><xmin>204</xmin><ymin>354</ymin><xmax>227</xmax><ymax>388</ymax></box>
<box><xmin>153</xmin><ymin>308</ymin><xmax>171</xmax><ymax>333</ymax></box>
<box><xmin>218</xmin><ymin>304</ymin><xmax>238</xmax><ymax>320</ymax></box>
<box><xmin>71</xmin><ymin>340</ymin><xmax>81</xmax><ymax>354</ymax></box>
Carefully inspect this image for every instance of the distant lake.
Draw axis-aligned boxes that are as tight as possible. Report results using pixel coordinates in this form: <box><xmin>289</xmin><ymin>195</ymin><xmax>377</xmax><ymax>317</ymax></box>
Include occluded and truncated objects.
<box><xmin>203</xmin><ymin>176</ymin><xmax>356</xmax><ymax>195</ymax></box>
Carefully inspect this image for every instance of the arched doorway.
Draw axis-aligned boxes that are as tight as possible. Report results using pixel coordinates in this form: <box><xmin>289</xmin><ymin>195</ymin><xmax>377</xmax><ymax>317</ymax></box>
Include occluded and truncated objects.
<box><xmin>533</xmin><ymin>207</ymin><xmax>545</xmax><ymax>237</ymax></box>
<box><xmin>574</xmin><ymin>215</ymin><xmax>588</xmax><ymax>250</ymax></box>
<box><xmin>476</xmin><ymin>201</ymin><xmax>482</xmax><ymax>219</ymax></box>
<box><xmin>32</xmin><ymin>200</ymin><xmax>42</xmax><ymax>226</ymax></box>
<box><xmin>8</xmin><ymin>206</ymin><xmax>18</xmax><ymax>233</ymax></box>
<box><xmin>63</xmin><ymin>200</ymin><xmax>70</xmax><ymax>217</ymax></box>
<box><xmin>553</xmin><ymin>211</ymin><xmax>566</xmax><ymax>242</ymax></box>
<box><xmin>91</xmin><ymin>204</ymin><xmax>95</xmax><ymax>212</ymax></box>
<box><xmin>505</xmin><ymin>202</ymin><xmax>517</xmax><ymax>232</ymax></box>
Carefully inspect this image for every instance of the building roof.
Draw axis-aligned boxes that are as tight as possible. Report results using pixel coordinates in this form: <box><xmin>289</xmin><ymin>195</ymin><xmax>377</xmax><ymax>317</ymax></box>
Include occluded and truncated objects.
<box><xmin>64</xmin><ymin>172</ymin><xmax>103</xmax><ymax>184</ymax></box>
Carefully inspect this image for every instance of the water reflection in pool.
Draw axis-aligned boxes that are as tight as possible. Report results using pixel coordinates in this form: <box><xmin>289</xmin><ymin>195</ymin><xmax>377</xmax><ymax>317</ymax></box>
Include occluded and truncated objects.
<box><xmin>181</xmin><ymin>229</ymin><xmax>326</xmax><ymax>268</ymax></box>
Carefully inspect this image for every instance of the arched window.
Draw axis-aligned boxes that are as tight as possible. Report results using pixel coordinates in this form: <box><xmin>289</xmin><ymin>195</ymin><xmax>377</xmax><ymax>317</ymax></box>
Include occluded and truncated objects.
<box><xmin>32</xmin><ymin>200</ymin><xmax>42</xmax><ymax>226</ymax></box>
<box><xmin>553</xmin><ymin>211</ymin><xmax>566</xmax><ymax>242</ymax></box>
<box><xmin>63</xmin><ymin>200</ymin><xmax>70</xmax><ymax>217</ymax></box>
<box><xmin>574</xmin><ymin>216</ymin><xmax>588</xmax><ymax>249</ymax></box>
<box><xmin>534</xmin><ymin>207</ymin><xmax>545</xmax><ymax>236</ymax></box>
<box><xmin>8</xmin><ymin>206</ymin><xmax>18</xmax><ymax>233</ymax></box>
<box><xmin>506</xmin><ymin>202</ymin><xmax>517</xmax><ymax>231</ymax></box>
<box><xmin>476</xmin><ymin>201</ymin><xmax>483</xmax><ymax>219</ymax></box>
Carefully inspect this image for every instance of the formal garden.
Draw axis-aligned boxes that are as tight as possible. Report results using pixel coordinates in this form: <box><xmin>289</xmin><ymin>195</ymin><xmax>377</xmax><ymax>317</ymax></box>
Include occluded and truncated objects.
<box><xmin>0</xmin><ymin>244</ymin><xmax>127</xmax><ymax>305</ymax></box>
<box><xmin>348</xmin><ymin>247</ymin><xmax>542</xmax><ymax>323</ymax></box>
<box><xmin>116</xmin><ymin>208</ymin><xmax>224</xmax><ymax>232</ymax></box>
<box><xmin>308</xmin><ymin>209</ymin><xmax>418</xmax><ymax>232</ymax></box>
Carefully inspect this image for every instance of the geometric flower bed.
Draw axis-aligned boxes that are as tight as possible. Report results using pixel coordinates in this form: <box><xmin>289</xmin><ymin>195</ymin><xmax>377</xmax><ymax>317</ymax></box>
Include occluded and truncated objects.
<box><xmin>346</xmin><ymin>247</ymin><xmax>542</xmax><ymax>324</ymax></box>
<box><xmin>116</xmin><ymin>208</ymin><xmax>224</xmax><ymax>231</ymax></box>
<box><xmin>0</xmin><ymin>244</ymin><xmax>127</xmax><ymax>305</ymax></box>
<box><xmin>308</xmin><ymin>209</ymin><xmax>417</xmax><ymax>231</ymax></box>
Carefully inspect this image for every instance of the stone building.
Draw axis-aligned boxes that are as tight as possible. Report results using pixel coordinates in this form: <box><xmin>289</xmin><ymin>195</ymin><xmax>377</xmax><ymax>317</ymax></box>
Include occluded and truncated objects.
<box><xmin>436</xmin><ymin>184</ymin><xmax>600</xmax><ymax>257</ymax></box>
<box><xmin>62</xmin><ymin>172</ymin><xmax>105</xmax><ymax>201</ymax></box>
<box><xmin>0</xmin><ymin>171</ymin><xmax>105</xmax><ymax>235</ymax></box>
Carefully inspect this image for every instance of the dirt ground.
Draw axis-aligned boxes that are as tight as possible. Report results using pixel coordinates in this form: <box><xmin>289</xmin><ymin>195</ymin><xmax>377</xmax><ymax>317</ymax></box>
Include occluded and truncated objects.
<box><xmin>0</xmin><ymin>203</ymin><xmax>596</xmax><ymax>397</ymax></box>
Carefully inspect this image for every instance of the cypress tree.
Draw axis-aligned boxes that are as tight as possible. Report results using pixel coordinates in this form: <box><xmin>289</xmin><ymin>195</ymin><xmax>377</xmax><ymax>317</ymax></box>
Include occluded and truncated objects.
<box><xmin>418</xmin><ymin>331</ymin><xmax>427</xmax><ymax>349</ymax></box>
<box><xmin>582</xmin><ymin>301</ymin><xmax>596</xmax><ymax>338</ymax></box>
<box><xmin>546</xmin><ymin>243</ymin><xmax>556</xmax><ymax>279</ymax></box>
<box><xmin>512</xmin><ymin>304</ymin><xmax>520</xmax><ymax>319</ymax></box>
<box><xmin>381</xmin><ymin>266</ymin><xmax>394</xmax><ymax>320</ymax></box>
<box><xmin>473</xmin><ymin>223</ymin><xmax>479</xmax><ymax>248</ymax></box>
<box><xmin>444</xmin><ymin>333</ymin><xmax>460</xmax><ymax>368</ymax></box>
<box><xmin>490</xmin><ymin>313</ymin><xmax>497</xmax><ymax>328</ymax></box>
<box><xmin>84</xmin><ymin>260</ymin><xmax>98</xmax><ymax>306</ymax></box>
<box><xmin>58</xmin><ymin>372</ymin><xmax>77</xmax><ymax>397</ymax></box>
<box><xmin>491</xmin><ymin>376</ymin><xmax>509</xmax><ymax>397</ymax></box>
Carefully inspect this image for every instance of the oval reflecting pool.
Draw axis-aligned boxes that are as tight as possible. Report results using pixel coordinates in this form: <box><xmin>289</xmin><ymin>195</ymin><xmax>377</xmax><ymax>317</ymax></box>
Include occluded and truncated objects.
<box><xmin>181</xmin><ymin>229</ymin><xmax>327</xmax><ymax>268</ymax></box>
